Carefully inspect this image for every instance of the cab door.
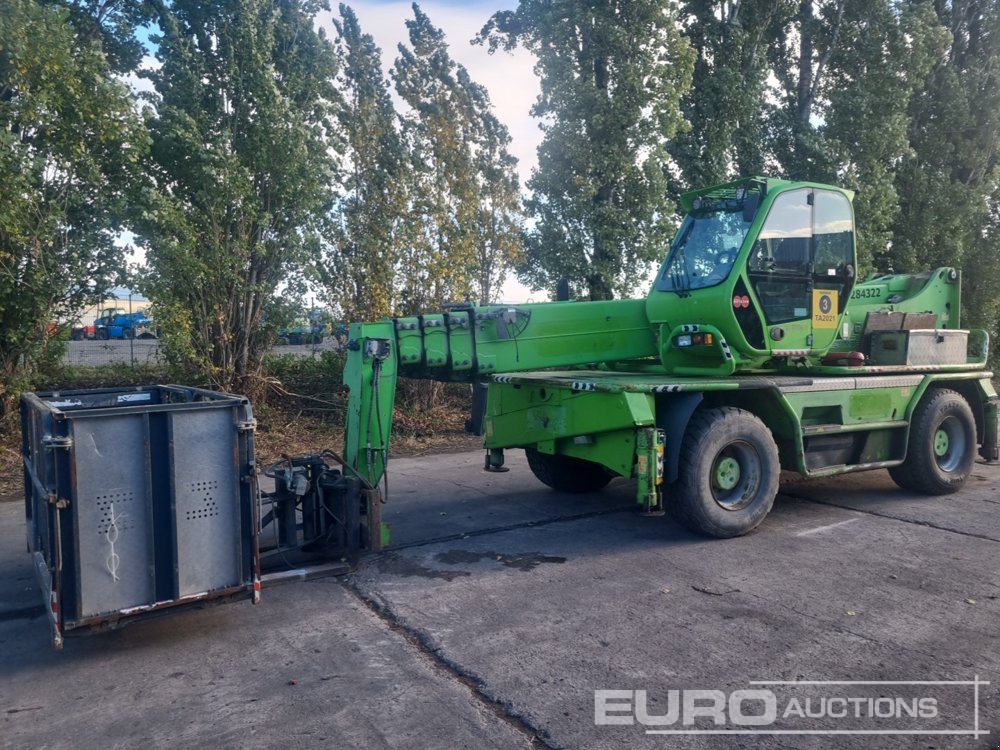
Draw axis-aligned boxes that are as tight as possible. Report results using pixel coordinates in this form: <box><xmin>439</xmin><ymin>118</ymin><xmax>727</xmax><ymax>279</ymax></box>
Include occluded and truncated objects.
<box><xmin>745</xmin><ymin>188</ymin><xmax>856</xmax><ymax>356</ymax></box>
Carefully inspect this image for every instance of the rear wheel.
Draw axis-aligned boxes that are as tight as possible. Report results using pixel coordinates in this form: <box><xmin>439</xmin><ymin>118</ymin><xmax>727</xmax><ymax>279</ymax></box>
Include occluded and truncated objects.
<box><xmin>96</xmin><ymin>328</ymin><xmax>109</xmax><ymax>340</ymax></box>
<box><xmin>672</xmin><ymin>407</ymin><xmax>780</xmax><ymax>538</ymax></box>
<box><xmin>525</xmin><ymin>448</ymin><xmax>614</xmax><ymax>493</ymax></box>
<box><xmin>888</xmin><ymin>389</ymin><xmax>976</xmax><ymax>494</ymax></box>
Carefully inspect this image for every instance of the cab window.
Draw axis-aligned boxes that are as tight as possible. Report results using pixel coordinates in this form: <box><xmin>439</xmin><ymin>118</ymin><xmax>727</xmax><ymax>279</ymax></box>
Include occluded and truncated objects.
<box><xmin>748</xmin><ymin>189</ymin><xmax>812</xmax><ymax>324</ymax></box>
<box><xmin>747</xmin><ymin>188</ymin><xmax>855</xmax><ymax>325</ymax></box>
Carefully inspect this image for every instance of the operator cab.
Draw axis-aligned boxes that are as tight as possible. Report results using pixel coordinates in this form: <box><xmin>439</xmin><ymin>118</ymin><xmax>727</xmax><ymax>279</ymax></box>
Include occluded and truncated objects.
<box><xmin>647</xmin><ymin>177</ymin><xmax>858</xmax><ymax>374</ymax></box>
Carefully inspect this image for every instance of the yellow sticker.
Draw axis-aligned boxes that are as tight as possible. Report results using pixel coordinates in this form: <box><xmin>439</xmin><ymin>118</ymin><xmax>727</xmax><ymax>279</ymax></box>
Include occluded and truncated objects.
<box><xmin>812</xmin><ymin>289</ymin><xmax>839</xmax><ymax>329</ymax></box>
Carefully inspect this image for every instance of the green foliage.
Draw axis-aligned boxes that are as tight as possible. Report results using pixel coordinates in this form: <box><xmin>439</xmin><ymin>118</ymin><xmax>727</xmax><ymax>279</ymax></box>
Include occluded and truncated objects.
<box><xmin>673</xmin><ymin>0</ymin><xmax>795</xmax><ymax>188</ymax></box>
<box><xmin>890</xmin><ymin>0</ymin><xmax>1000</xmax><ymax>337</ymax></box>
<box><xmin>37</xmin><ymin>362</ymin><xmax>174</xmax><ymax>391</ymax></box>
<box><xmin>321</xmin><ymin>4</ymin><xmax>409</xmax><ymax>322</ymax></box>
<box><xmin>264</xmin><ymin>349</ymin><xmax>346</xmax><ymax>399</ymax></box>
<box><xmin>822</xmin><ymin>0</ymin><xmax>949</xmax><ymax>272</ymax></box>
<box><xmin>0</xmin><ymin>0</ymin><xmax>146</xmax><ymax>417</ymax></box>
<box><xmin>133</xmin><ymin>0</ymin><xmax>339</xmax><ymax>396</ymax></box>
<box><xmin>58</xmin><ymin>0</ymin><xmax>153</xmax><ymax>74</ymax></box>
<box><xmin>479</xmin><ymin>0</ymin><xmax>695</xmax><ymax>300</ymax></box>
<box><xmin>461</xmin><ymin>66</ymin><xmax>524</xmax><ymax>303</ymax></box>
<box><xmin>394</xmin><ymin>3</ymin><xmax>522</xmax><ymax>312</ymax></box>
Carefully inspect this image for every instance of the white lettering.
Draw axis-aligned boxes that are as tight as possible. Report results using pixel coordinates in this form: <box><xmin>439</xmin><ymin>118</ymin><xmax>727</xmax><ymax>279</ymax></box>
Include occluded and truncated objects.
<box><xmin>728</xmin><ymin>690</ymin><xmax>777</xmax><ymax>726</ymax></box>
<box><xmin>682</xmin><ymin>690</ymin><xmax>727</xmax><ymax>726</ymax></box>
<box><xmin>783</xmin><ymin>697</ymin><xmax>806</xmax><ymax>719</ymax></box>
<box><xmin>594</xmin><ymin>690</ymin><xmax>634</xmax><ymax>725</ymax></box>
<box><xmin>635</xmin><ymin>689</ymin><xmax>679</xmax><ymax>726</ymax></box>
<box><xmin>918</xmin><ymin>697</ymin><xmax>939</xmax><ymax>719</ymax></box>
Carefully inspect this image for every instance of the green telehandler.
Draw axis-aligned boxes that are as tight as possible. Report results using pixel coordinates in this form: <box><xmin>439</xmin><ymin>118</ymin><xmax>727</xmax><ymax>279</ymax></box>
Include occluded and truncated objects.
<box><xmin>343</xmin><ymin>176</ymin><xmax>998</xmax><ymax>540</ymax></box>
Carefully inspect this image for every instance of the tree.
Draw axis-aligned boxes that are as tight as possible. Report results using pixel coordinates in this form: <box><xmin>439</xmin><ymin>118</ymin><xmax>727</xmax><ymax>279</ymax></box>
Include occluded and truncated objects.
<box><xmin>672</xmin><ymin>0</ymin><xmax>796</xmax><ymax>189</ymax></box>
<box><xmin>821</xmin><ymin>0</ymin><xmax>948</xmax><ymax>271</ymax></box>
<box><xmin>889</xmin><ymin>0</ymin><xmax>1000</xmax><ymax>337</ymax></box>
<box><xmin>134</xmin><ymin>0</ymin><xmax>339</xmax><ymax>394</ymax></box>
<box><xmin>478</xmin><ymin>0</ymin><xmax>695</xmax><ymax>300</ymax></box>
<box><xmin>392</xmin><ymin>5</ymin><xmax>476</xmax><ymax>312</ymax></box>
<box><xmin>0</xmin><ymin>0</ymin><xmax>146</xmax><ymax>415</ymax></box>
<box><xmin>57</xmin><ymin>0</ymin><xmax>152</xmax><ymax>74</ymax></box>
<box><xmin>394</xmin><ymin>4</ymin><xmax>522</xmax><ymax>312</ymax></box>
<box><xmin>321</xmin><ymin>4</ymin><xmax>409</xmax><ymax>322</ymax></box>
<box><xmin>458</xmin><ymin>66</ymin><xmax>523</xmax><ymax>304</ymax></box>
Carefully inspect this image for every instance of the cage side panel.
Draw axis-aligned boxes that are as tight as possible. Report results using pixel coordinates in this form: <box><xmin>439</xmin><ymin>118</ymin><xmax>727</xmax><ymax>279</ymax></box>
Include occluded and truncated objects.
<box><xmin>170</xmin><ymin>408</ymin><xmax>243</xmax><ymax>596</ymax></box>
<box><xmin>71</xmin><ymin>415</ymin><xmax>155</xmax><ymax>618</ymax></box>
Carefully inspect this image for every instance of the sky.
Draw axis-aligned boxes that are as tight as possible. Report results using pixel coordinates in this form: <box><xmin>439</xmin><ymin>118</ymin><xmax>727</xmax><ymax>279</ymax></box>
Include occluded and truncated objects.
<box><xmin>315</xmin><ymin>0</ymin><xmax>544</xmax><ymax>303</ymax></box>
<box><xmin>317</xmin><ymin>1</ymin><xmax>541</xmax><ymax>188</ymax></box>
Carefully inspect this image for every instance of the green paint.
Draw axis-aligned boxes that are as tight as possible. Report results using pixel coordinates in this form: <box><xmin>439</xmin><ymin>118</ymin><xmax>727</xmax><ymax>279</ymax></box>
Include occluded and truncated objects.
<box><xmin>934</xmin><ymin>429</ymin><xmax>949</xmax><ymax>456</ymax></box>
<box><xmin>340</xmin><ymin>177</ymin><xmax>994</xmax><ymax>497</ymax></box>
<box><xmin>714</xmin><ymin>456</ymin><xmax>741</xmax><ymax>490</ymax></box>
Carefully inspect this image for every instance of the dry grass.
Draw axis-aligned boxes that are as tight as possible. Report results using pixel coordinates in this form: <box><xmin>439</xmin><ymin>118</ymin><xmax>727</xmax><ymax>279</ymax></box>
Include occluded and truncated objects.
<box><xmin>253</xmin><ymin>396</ymin><xmax>481</xmax><ymax>468</ymax></box>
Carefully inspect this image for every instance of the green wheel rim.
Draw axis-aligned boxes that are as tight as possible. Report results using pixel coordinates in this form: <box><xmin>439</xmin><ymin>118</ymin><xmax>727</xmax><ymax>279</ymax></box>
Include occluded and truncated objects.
<box><xmin>933</xmin><ymin>428</ymin><xmax>949</xmax><ymax>457</ymax></box>
<box><xmin>710</xmin><ymin>441</ymin><xmax>761</xmax><ymax>511</ymax></box>
<box><xmin>714</xmin><ymin>456</ymin><xmax>741</xmax><ymax>490</ymax></box>
<box><xmin>932</xmin><ymin>416</ymin><xmax>966</xmax><ymax>472</ymax></box>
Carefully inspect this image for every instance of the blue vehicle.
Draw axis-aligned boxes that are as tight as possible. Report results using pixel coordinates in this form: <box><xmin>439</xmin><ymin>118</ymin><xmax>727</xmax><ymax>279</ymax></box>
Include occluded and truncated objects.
<box><xmin>93</xmin><ymin>307</ymin><xmax>155</xmax><ymax>339</ymax></box>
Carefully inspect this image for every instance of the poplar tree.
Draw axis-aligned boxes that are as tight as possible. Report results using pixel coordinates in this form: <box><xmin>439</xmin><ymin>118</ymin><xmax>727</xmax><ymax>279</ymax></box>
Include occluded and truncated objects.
<box><xmin>323</xmin><ymin>3</ymin><xmax>408</xmax><ymax>322</ymax></box>
<box><xmin>0</xmin><ymin>0</ymin><xmax>146</xmax><ymax>414</ymax></box>
<box><xmin>478</xmin><ymin>0</ymin><xmax>695</xmax><ymax>299</ymax></box>
<box><xmin>394</xmin><ymin>3</ymin><xmax>521</xmax><ymax>311</ymax></box>
<box><xmin>135</xmin><ymin>0</ymin><xmax>339</xmax><ymax>393</ymax></box>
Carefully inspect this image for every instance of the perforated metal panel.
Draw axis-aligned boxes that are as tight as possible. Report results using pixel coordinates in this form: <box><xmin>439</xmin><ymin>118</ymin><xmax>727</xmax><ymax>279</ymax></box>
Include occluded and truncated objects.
<box><xmin>171</xmin><ymin>408</ymin><xmax>242</xmax><ymax>596</ymax></box>
<box><xmin>72</xmin><ymin>415</ymin><xmax>155</xmax><ymax>618</ymax></box>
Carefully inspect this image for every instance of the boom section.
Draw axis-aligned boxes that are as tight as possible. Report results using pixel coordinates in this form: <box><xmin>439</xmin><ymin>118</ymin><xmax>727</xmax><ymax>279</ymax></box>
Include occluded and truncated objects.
<box><xmin>343</xmin><ymin>298</ymin><xmax>657</xmax><ymax>487</ymax></box>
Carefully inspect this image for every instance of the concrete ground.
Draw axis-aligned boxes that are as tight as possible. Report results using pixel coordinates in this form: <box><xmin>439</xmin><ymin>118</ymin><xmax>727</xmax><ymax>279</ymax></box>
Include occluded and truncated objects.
<box><xmin>1</xmin><ymin>450</ymin><xmax>998</xmax><ymax>749</ymax></box>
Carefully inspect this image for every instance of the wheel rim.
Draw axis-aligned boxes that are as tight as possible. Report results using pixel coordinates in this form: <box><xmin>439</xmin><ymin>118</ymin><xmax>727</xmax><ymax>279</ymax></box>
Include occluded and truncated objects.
<box><xmin>710</xmin><ymin>441</ymin><xmax>761</xmax><ymax>511</ymax></box>
<box><xmin>714</xmin><ymin>457</ymin><xmax>741</xmax><ymax>490</ymax></box>
<box><xmin>933</xmin><ymin>415</ymin><xmax>966</xmax><ymax>472</ymax></box>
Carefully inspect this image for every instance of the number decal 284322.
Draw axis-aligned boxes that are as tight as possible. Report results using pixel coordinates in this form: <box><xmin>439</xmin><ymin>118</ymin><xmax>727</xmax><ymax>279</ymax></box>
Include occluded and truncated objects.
<box><xmin>851</xmin><ymin>287</ymin><xmax>882</xmax><ymax>300</ymax></box>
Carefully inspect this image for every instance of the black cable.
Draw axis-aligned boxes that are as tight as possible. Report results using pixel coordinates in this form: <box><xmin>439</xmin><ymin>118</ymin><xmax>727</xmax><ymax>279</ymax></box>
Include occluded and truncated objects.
<box><xmin>320</xmin><ymin>448</ymin><xmax>376</xmax><ymax>491</ymax></box>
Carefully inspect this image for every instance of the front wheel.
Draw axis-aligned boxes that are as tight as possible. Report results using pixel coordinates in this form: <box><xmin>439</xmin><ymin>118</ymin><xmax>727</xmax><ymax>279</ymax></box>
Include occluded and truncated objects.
<box><xmin>888</xmin><ymin>388</ymin><xmax>976</xmax><ymax>495</ymax></box>
<box><xmin>525</xmin><ymin>448</ymin><xmax>614</xmax><ymax>493</ymax></box>
<box><xmin>671</xmin><ymin>407</ymin><xmax>780</xmax><ymax>538</ymax></box>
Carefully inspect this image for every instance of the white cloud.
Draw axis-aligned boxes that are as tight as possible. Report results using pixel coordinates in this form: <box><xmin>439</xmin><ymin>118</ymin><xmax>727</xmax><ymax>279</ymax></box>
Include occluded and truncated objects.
<box><xmin>316</xmin><ymin>2</ymin><xmax>543</xmax><ymax>302</ymax></box>
<box><xmin>316</xmin><ymin>1</ymin><xmax>540</xmax><ymax>190</ymax></box>
<box><xmin>120</xmin><ymin>54</ymin><xmax>160</xmax><ymax>99</ymax></box>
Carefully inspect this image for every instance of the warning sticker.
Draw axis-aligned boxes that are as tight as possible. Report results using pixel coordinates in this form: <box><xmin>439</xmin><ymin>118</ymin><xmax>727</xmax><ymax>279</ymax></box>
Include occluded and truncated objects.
<box><xmin>812</xmin><ymin>289</ymin><xmax>839</xmax><ymax>329</ymax></box>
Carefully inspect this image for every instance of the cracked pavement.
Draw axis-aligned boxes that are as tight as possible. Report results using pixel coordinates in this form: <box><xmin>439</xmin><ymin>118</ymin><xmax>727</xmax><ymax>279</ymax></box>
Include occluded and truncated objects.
<box><xmin>1</xmin><ymin>450</ymin><xmax>998</xmax><ymax>749</ymax></box>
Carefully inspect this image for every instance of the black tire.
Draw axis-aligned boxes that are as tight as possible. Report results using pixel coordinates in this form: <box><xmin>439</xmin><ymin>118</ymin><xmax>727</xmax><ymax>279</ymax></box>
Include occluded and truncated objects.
<box><xmin>96</xmin><ymin>328</ymin><xmax>109</xmax><ymax>341</ymax></box>
<box><xmin>888</xmin><ymin>388</ymin><xmax>976</xmax><ymax>495</ymax></box>
<box><xmin>671</xmin><ymin>407</ymin><xmax>780</xmax><ymax>538</ymax></box>
<box><xmin>525</xmin><ymin>448</ymin><xmax>614</xmax><ymax>493</ymax></box>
